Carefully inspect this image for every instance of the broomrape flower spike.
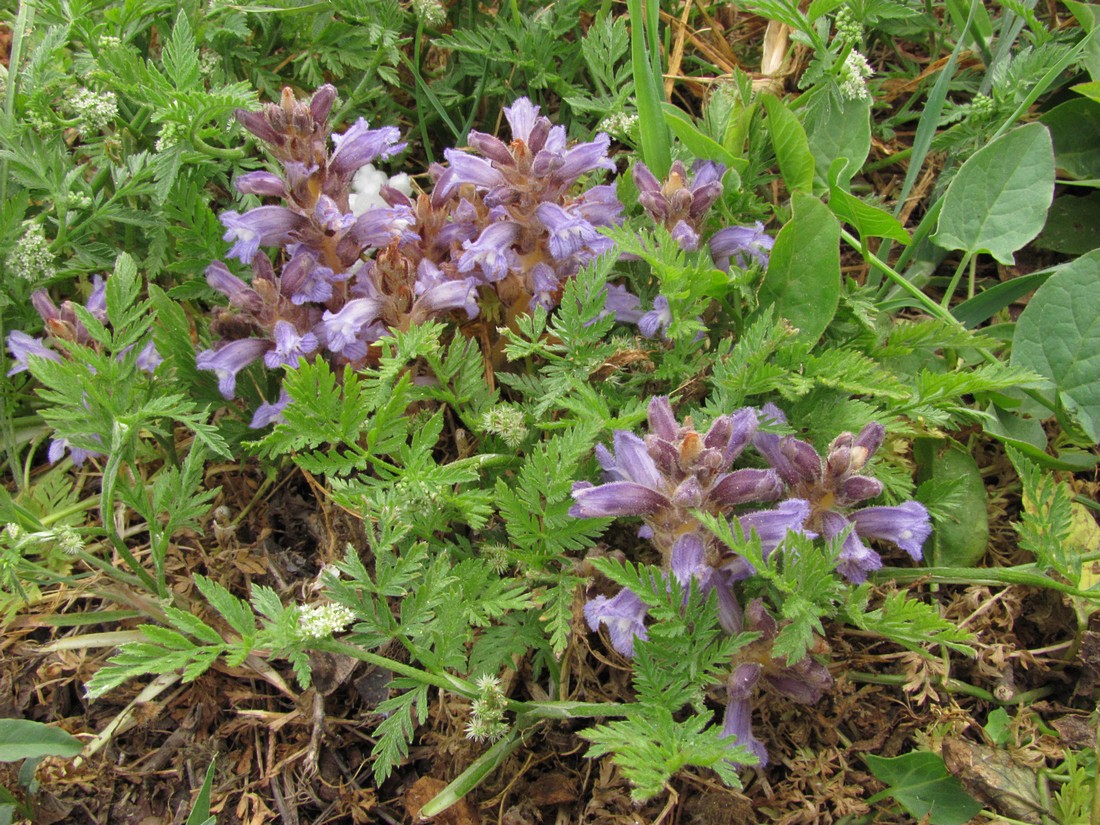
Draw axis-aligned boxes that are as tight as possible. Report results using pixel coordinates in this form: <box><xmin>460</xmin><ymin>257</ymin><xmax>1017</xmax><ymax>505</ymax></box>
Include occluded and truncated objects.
<box><xmin>753</xmin><ymin>403</ymin><xmax>931</xmax><ymax>582</ymax></box>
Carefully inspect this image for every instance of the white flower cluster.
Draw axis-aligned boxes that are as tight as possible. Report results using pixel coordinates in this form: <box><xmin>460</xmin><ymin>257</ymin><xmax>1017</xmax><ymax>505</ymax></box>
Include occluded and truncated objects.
<box><xmin>465</xmin><ymin>674</ymin><xmax>509</xmax><ymax>742</ymax></box>
<box><xmin>67</xmin><ymin>88</ymin><xmax>119</xmax><ymax>136</ymax></box>
<box><xmin>412</xmin><ymin>0</ymin><xmax>447</xmax><ymax>27</ymax></box>
<box><xmin>839</xmin><ymin>51</ymin><xmax>874</xmax><ymax>102</ymax></box>
<box><xmin>297</xmin><ymin>602</ymin><xmax>356</xmax><ymax>640</ymax></box>
<box><xmin>5</xmin><ymin>222</ymin><xmax>56</xmax><ymax>282</ymax></box>
<box><xmin>156</xmin><ymin>121</ymin><xmax>188</xmax><ymax>152</ymax></box>
<box><xmin>597</xmin><ymin>112</ymin><xmax>639</xmax><ymax>141</ymax></box>
<box><xmin>480</xmin><ymin>404</ymin><xmax>528</xmax><ymax>449</ymax></box>
<box><xmin>53</xmin><ymin>525</ymin><xmax>85</xmax><ymax>556</ymax></box>
<box><xmin>349</xmin><ymin>163</ymin><xmax>414</xmax><ymax>216</ymax></box>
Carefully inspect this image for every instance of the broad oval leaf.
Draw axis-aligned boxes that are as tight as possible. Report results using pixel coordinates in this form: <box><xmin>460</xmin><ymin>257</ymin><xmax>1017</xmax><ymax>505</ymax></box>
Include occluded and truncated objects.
<box><xmin>1011</xmin><ymin>249</ymin><xmax>1100</xmax><ymax>443</ymax></box>
<box><xmin>866</xmin><ymin>751</ymin><xmax>982</xmax><ymax>825</ymax></box>
<box><xmin>757</xmin><ymin>192</ymin><xmax>841</xmax><ymax>344</ymax></box>
<box><xmin>932</xmin><ymin>122</ymin><xmax>1055</xmax><ymax>264</ymax></box>
<box><xmin>762</xmin><ymin>94</ymin><xmax>814</xmax><ymax>193</ymax></box>
<box><xmin>0</xmin><ymin>719</ymin><xmax>82</xmax><ymax>762</ymax></box>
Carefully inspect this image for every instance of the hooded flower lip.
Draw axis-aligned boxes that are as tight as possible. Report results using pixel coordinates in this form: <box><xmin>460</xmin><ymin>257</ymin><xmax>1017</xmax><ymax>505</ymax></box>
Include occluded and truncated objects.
<box><xmin>709</xmin><ymin>222</ymin><xmax>774</xmax><ymax>271</ymax></box>
<box><xmin>329</xmin><ymin>118</ymin><xmax>405</xmax><ymax>178</ymax></box>
<box><xmin>264</xmin><ymin>320</ymin><xmax>319</xmax><ymax>368</ymax></box>
<box><xmin>234</xmin><ymin>171</ymin><xmax>287</xmax><ymax>198</ymax></box>
<box><xmin>196</xmin><ymin>337</ymin><xmax>272</xmax><ymax>399</ymax></box>
<box><xmin>206</xmin><ymin>261</ymin><xmax>263</xmax><ymax>313</ymax></box>
<box><xmin>457</xmin><ymin>221</ymin><xmax>520</xmax><ymax>283</ymax></box>
<box><xmin>250</xmin><ymin>388</ymin><xmax>291</xmax><ymax>429</ymax></box>
<box><xmin>584</xmin><ymin>588</ymin><xmax>649</xmax><ymax>658</ymax></box>
<box><xmin>221</xmin><ymin>207</ymin><xmax>306</xmax><ymax>263</ymax></box>
<box><xmin>320</xmin><ymin>297</ymin><xmax>383</xmax><ymax>355</ymax></box>
<box><xmin>534</xmin><ymin>202</ymin><xmax>604</xmax><ymax>260</ymax></box>
<box><xmin>6</xmin><ymin>330</ymin><xmax>61</xmax><ymax>375</ymax></box>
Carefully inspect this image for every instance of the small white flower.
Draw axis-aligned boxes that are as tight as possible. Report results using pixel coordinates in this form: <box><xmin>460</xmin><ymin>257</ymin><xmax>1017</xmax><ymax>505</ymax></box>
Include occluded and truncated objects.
<box><xmin>53</xmin><ymin>525</ymin><xmax>85</xmax><ymax>556</ymax></box>
<box><xmin>839</xmin><ymin>51</ymin><xmax>874</xmax><ymax>101</ymax></box>
<box><xmin>480</xmin><ymin>405</ymin><xmax>528</xmax><ymax>449</ymax></box>
<box><xmin>297</xmin><ymin>602</ymin><xmax>356</xmax><ymax>640</ymax></box>
<box><xmin>349</xmin><ymin>164</ymin><xmax>414</xmax><ymax>216</ymax></box>
<box><xmin>5</xmin><ymin>222</ymin><xmax>55</xmax><ymax>283</ymax></box>
<box><xmin>597</xmin><ymin>112</ymin><xmax>638</xmax><ymax>140</ymax></box>
<box><xmin>67</xmin><ymin>88</ymin><xmax>118</xmax><ymax>136</ymax></box>
<box><xmin>412</xmin><ymin>0</ymin><xmax>446</xmax><ymax>27</ymax></box>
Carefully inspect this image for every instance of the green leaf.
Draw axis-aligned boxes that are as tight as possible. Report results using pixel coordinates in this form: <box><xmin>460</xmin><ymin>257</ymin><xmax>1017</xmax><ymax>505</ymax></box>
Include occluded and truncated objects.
<box><xmin>1074</xmin><ymin>80</ymin><xmax>1100</xmax><ymax>103</ymax></box>
<box><xmin>164</xmin><ymin>11</ymin><xmax>201</xmax><ymax>90</ymax></box>
<box><xmin>827</xmin><ymin>159</ymin><xmax>910</xmax><ymax>244</ymax></box>
<box><xmin>663</xmin><ymin>105</ymin><xmax>747</xmax><ymax>172</ymax></box>
<box><xmin>1040</xmin><ymin>98</ymin><xmax>1100</xmax><ymax>181</ymax></box>
<box><xmin>0</xmin><ymin>720</ymin><xmax>82</xmax><ymax>762</ymax></box>
<box><xmin>932</xmin><ymin>123</ymin><xmax>1055</xmax><ymax>264</ymax></box>
<box><xmin>802</xmin><ymin>89</ymin><xmax>871</xmax><ymax>192</ymax></box>
<box><xmin>1011</xmin><ymin>250</ymin><xmax>1100</xmax><ymax>442</ymax></box>
<box><xmin>185</xmin><ymin>757</ymin><xmax>217</xmax><ymax>825</ymax></box>
<box><xmin>952</xmin><ymin>269</ymin><xmax>1055</xmax><ymax>328</ymax></box>
<box><xmin>1035</xmin><ymin>192</ymin><xmax>1100</xmax><ymax>255</ymax></box>
<box><xmin>757</xmin><ymin>192</ymin><xmax>841</xmax><ymax>343</ymax></box>
<box><xmin>866</xmin><ymin>752</ymin><xmax>983</xmax><ymax>825</ymax></box>
<box><xmin>762</xmin><ymin>95</ymin><xmax>814</xmax><ymax>193</ymax></box>
<box><xmin>916</xmin><ymin>441</ymin><xmax>989</xmax><ymax>567</ymax></box>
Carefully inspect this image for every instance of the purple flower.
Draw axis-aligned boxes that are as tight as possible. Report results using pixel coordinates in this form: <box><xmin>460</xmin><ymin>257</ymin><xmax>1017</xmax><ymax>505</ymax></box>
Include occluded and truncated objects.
<box><xmin>571</xmin><ymin>397</ymin><xmax>782</xmax><ymax>555</ymax></box>
<box><xmin>135</xmin><ymin>341</ymin><xmax>162</xmax><ymax>373</ymax></box>
<box><xmin>250</xmin><ymin>388</ymin><xmax>291</xmax><ymax>428</ymax></box>
<box><xmin>196</xmin><ymin>338</ymin><xmax>272</xmax><ymax>398</ymax></box>
<box><xmin>279</xmin><ymin>252</ymin><xmax>347</xmax><ymax>305</ymax></box>
<box><xmin>634</xmin><ymin>160</ymin><xmax>725</xmax><ymax>250</ymax></box>
<box><xmin>669</xmin><ymin>532</ymin><xmax>742</xmax><ymax>633</ymax></box>
<box><xmin>220</xmin><ymin>207</ymin><xmax>306</xmax><ymax>263</ymax></box>
<box><xmin>234</xmin><ymin>171</ymin><xmax>287</xmax><ymax>198</ymax></box>
<box><xmin>602</xmin><ymin>283</ymin><xmax>644</xmax><ymax>324</ymax></box>
<box><xmin>584</xmin><ymin>588</ymin><xmax>649</xmax><ymax>657</ymax></box>
<box><xmin>532</xmin><ymin>131</ymin><xmax>616</xmax><ymax>184</ymax></box>
<box><xmin>534</xmin><ymin>202</ymin><xmax>604</xmax><ymax>260</ymax></box>
<box><xmin>349</xmin><ymin>205</ymin><xmax>417</xmax><ymax>249</ymax></box>
<box><xmin>754</xmin><ymin>404</ymin><xmax>931</xmax><ymax>582</ymax></box>
<box><xmin>722</xmin><ymin>664</ymin><xmax>768</xmax><ymax>767</ymax></box>
<box><xmin>264</xmin><ymin>320</ymin><xmax>318</xmax><ymax>368</ymax></box>
<box><xmin>457</xmin><ymin>221</ymin><xmax>520</xmax><ymax>283</ymax></box>
<box><xmin>709</xmin><ymin>222</ymin><xmax>774</xmax><ymax>271</ymax></box>
<box><xmin>206</xmin><ymin>262</ymin><xmax>263</xmax><ymax>312</ymax></box>
<box><xmin>434</xmin><ymin>149</ymin><xmax>507</xmax><ymax>203</ymax></box>
<box><xmin>503</xmin><ymin>97</ymin><xmax>542</xmax><ymax>144</ymax></box>
<box><xmin>410</xmin><ymin>278</ymin><xmax>480</xmax><ymax>322</ymax></box>
<box><xmin>48</xmin><ymin>435</ymin><xmax>103</xmax><ymax>467</ymax></box>
<box><xmin>6</xmin><ymin>331</ymin><xmax>61</xmax><ymax>375</ymax></box>
<box><xmin>329</xmin><ymin>119</ymin><xmax>406</xmax><ymax>178</ymax></box>
<box><xmin>320</xmin><ymin>298</ymin><xmax>382</xmax><ymax>355</ymax></box>
<box><xmin>638</xmin><ymin>295</ymin><xmax>671</xmax><ymax>339</ymax></box>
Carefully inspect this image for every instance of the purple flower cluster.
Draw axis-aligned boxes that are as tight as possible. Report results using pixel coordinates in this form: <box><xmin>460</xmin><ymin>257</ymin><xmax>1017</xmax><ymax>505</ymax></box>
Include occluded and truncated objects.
<box><xmin>572</xmin><ymin>396</ymin><xmax>930</xmax><ymax>766</ymax></box>
<box><xmin>200</xmin><ymin>87</ymin><xmax>780</xmax><ymax>423</ymax></box>
<box><xmin>5</xmin><ymin>275</ymin><xmax>162</xmax><ymax>465</ymax></box>
<box><xmin>631</xmin><ymin>160</ymin><xmax>775</xmax><ymax>339</ymax></box>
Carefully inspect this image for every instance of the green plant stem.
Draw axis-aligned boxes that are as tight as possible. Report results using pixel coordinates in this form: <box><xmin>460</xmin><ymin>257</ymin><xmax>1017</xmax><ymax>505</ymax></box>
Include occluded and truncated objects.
<box><xmin>940</xmin><ymin>251</ymin><xmax>973</xmax><ymax>308</ymax></box>
<box><xmin>876</xmin><ymin>565</ymin><xmax>1100</xmax><ymax>600</ymax></box>
<box><xmin>311</xmin><ymin>636</ymin><xmax>476</xmax><ymax>696</ymax></box>
<box><xmin>419</xmin><ymin>727</ymin><xmax>525</xmax><ymax>818</ymax></box>
<box><xmin>312</xmin><ymin>638</ymin><xmax>630</xmax><ymax>721</ymax></box>
<box><xmin>845</xmin><ymin>670</ymin><xmax>1054</xmax><ymax>705</ymax></box>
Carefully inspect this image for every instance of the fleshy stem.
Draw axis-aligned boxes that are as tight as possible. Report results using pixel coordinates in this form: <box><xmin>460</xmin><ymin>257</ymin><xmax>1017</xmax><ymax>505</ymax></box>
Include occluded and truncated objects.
<box><xmin>309</xmin><ymin>637</ymin><xmax>631</xmax><ymax>721</ymax></box>
<box><xmin>876</xmin><ymin>565</ymin><xmax>1100</xmax><ymax>601</ymax></box>
<box><xmin>846</xmin><ymin>670</ymin><xmax>1054</xmax><ymax>705</ymax></box>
